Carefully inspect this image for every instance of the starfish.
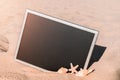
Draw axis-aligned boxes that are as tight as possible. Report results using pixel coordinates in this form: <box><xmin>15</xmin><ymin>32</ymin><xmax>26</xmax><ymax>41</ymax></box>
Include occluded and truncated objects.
<box><xmin>69</xmin><ymin>63</ymin><xmax>79</xmax><ymax>74</ymax></box>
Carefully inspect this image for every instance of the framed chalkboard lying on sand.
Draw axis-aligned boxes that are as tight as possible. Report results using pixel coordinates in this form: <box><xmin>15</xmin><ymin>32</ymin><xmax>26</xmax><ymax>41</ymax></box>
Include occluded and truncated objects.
<box><xmin>15</xmin><ymin>9</ymin><xmax>98</xmax><ymax>72</ymax></box>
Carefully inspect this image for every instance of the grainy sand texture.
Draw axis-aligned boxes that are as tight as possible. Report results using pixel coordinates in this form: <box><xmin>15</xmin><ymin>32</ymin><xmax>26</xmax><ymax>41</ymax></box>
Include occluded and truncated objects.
<box><xmin>0</xmin><ymin>0</ymin><xmax>120</xmax><ymax>80</ymax></box>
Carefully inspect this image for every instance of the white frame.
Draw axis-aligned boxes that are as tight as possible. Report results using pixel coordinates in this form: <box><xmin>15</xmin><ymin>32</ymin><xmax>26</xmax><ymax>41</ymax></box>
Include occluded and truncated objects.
<box><xmin>15</xmin><ymin>9</ymin><xmax>98</xmax><ymax>72</ymax></box>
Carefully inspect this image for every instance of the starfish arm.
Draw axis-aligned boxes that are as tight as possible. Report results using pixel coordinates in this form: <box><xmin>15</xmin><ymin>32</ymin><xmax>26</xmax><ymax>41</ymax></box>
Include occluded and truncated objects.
<box><xmin>70</xmin><ymin>63</ymin><xmax>73</xmax><ymax>68</ymax></box>
<box><xmin>74</xmin><ymin>65</ymin><xmax>79</xmax><ymax>69</ymax></box>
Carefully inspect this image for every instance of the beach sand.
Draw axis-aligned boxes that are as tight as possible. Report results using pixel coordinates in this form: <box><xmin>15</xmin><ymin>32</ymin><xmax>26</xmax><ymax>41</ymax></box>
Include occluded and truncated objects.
<box><xmin>0</xmin><ymin>0</ymin><xmax>120</xmax><ymax>80</ymax></box>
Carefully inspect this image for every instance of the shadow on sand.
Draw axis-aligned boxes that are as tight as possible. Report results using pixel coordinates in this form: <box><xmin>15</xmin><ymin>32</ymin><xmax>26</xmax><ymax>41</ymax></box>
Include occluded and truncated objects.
<box><xmin>117</xmin><ymin>69</ymin><xmax>120</xmax><ymax>80</ymax></box>
<box><xmin>88</xmin><ymin>45</ymin><xmax>107</xmax><ymax>68</ymax></box>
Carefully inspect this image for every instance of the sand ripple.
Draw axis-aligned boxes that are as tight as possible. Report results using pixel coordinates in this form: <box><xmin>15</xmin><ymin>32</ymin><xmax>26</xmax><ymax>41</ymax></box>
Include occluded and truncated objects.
<box><xmin>0</xmin><ymin>72</ymin><xmax>28</xmax><ymax>80</ymax></box>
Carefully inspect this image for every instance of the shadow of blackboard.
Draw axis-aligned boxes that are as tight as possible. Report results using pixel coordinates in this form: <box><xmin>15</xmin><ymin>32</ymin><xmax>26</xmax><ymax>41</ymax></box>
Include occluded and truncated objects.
<box><xmin>87</xmin><ymin>45</ymin><xmax>107</xmax><ymax>68</ymax></box>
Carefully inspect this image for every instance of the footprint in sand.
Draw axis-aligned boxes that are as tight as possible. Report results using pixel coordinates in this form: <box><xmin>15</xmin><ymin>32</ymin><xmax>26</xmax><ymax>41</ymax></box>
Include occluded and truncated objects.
<box><xmin>0</xmin><ymin>35</ymin><xmax>9</xmax><ymax>52</ymax></box>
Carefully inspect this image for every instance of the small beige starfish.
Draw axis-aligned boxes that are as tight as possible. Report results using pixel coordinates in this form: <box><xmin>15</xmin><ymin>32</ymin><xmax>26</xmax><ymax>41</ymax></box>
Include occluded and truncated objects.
<box><xmin>69</xmin><ymin>63</ymin><xmax>79</xmax><ymax>74</ymax></box>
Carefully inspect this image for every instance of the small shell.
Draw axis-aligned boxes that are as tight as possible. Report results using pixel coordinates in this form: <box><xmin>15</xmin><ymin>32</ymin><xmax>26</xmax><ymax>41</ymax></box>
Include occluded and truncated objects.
<box><xmin>75</xmin><ymin>68</ymin><xmax>94</xmax><ymax>77</ymax></box>
<box><xmin>57</xmin><ymin>67</ymin><xmax>68</xmax><ymax>74</ymax></box>
<box><xmin>75</xmin><ymin>69</ymin><xmax>88</xmax><ymax>77</ymax></box>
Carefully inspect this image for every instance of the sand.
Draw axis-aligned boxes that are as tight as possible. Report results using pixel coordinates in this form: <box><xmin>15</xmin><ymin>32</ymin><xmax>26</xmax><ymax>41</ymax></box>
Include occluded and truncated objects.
<box><xmin>0</xmin><ymin>0</ymin><xmax>120</xmax><ymax>80</ymax></box>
